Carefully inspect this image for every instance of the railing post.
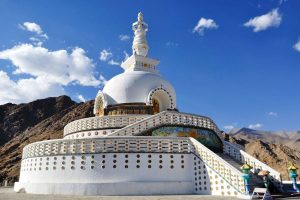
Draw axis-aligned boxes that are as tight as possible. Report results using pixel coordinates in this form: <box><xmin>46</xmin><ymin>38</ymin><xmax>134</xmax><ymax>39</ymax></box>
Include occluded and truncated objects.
<box><xmin>288</xmin><ymin>163</ymin><xmax>300</xmax><ymax>193</ymax></box>
<box><xmin>241</xmin><ymin>163</ymin><xmax>252</xmax><ymax>195</ymax></box>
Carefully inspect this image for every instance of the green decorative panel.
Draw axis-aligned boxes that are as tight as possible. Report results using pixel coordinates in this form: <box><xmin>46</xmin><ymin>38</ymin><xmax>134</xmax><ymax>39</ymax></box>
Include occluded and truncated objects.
<box><xmin>152</xmin><ymin>126</ymin><xmax>223</xmax><ymax>152</ymax></box>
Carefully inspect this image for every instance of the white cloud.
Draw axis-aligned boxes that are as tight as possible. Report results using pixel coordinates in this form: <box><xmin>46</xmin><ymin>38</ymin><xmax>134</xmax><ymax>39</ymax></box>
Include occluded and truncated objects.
<box><xmin>99</xmin><ymin>49</ymin><xmax>112</xmax><ymax>61</ymax></box>
<box><xmin>268</xmin><ymin>112</ymin><xmax>278</xmax><ymax>117</ymax></box>
<box><xmin>29</xmin><ymin>37</ymin><xmax>43</xmax><ymax>46</ymax></box>
<box><xmin>0</xmin><ymin>43</ymin><xmax>107</xmax><ymax>104</ymax></box>
<box><xmin>99</xmin><ymin>74</ymin><xmax>107</xmax><ymax>86</ymax></box>
<box><xmin>166</xmin><ymin>42</ymin><xmax>179</xmax><ymax>47</ymax></box>
<box><xmin>193</xmin><ymin>18</ymin><xmax>218</xmax><ymax>35</ymax></box>
<box><xmin>123</xmin><ymin>51</ymin><xmax>129</xmax><ymax>61</ymax></box>
<box><xmin>119</xmin><ymin>34</ymin><xmax>130</xmax><ymax>41</ymax></box>
<box><xmin>77</xmin><ymin>94</ymin><xmax>86</xmax><ymax>102</ymax></box>
<box><xmin>278</xmin><ymin>0</ymin><xmax>288</xmax><ymax>5</ymax></box>
<box><xmin>0</xmin><ymin>44</ymin><xmax>100</xmax><ymax>86</ymax></box>
<box><xmin>244</xmin><ymin>9</ymin><xmax>282</xmax><ymax>32</ymax></box>
<box><xmin>100</xmin><ymin>50</ymin><xmax>128</xmax><ymax>68</ymax></box>
<box><xmin>223</xmin><ymin>122</ymin><xmax>238</xmax><ymax>131</ymax></box>
<box><xmin>248</xmin><ymin>123</ymin><xmax>263</xmax><ymax>129</ymax></box>
<box><xmin>293</xmin><ymin>39</ymin><xmax>300</xmax><ymax>53</ymax></box>
<box><xmin>19</xmin><ymin>22</ymin><xmax>48</xmax><ymax>39</ymax></box>
<box><xmin>0</xmin><ymin>71</ymin><xmax>65</xmax><ymax>104</ymax></box>
<box><xmin>224</xmin><ymin>125</ymin><xmax>235</xmax><ymax>130</ymax></box>
<box><xmin>108</xmin><ymin>59</ymin><xmax>120</xmax><ymax>66</ymax></box>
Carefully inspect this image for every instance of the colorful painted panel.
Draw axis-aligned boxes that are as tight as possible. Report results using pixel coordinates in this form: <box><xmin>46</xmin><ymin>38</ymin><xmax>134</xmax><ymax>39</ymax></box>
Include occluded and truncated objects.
<box><xmin>152</xmin><ymin>126</ymin><xmax>223</xmax><ymax>152</ymax></box>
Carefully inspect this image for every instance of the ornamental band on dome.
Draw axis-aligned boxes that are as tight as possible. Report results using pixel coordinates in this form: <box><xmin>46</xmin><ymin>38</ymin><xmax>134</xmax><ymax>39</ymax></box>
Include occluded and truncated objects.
<box><xmin>14</xmin><ymin>12</ymin><xmax>283</xmax><ymax>198</ymax></box>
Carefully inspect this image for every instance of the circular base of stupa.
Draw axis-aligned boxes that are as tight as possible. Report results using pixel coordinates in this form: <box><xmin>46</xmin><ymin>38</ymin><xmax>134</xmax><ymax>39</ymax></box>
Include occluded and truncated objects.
<box><xmin>14</xmin><ymin>181</ymin><xmax>194</xmax><ymax>196</ymax></box>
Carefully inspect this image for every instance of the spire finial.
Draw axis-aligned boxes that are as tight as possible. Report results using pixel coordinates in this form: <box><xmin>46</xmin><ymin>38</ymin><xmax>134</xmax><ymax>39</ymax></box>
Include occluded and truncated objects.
<box><xmin>138</xmin><ymin>12</ymin><xmax>143</xmax><ymax>22</ymax></box>
<box><xmin>132</xmin><ymin>12</ymin><xmax>149</xmax><ymax>57</ymax></box>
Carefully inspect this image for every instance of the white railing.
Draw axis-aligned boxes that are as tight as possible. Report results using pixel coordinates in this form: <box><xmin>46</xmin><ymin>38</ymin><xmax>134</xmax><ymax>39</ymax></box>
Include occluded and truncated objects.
<box><xmin>21</xmin><ymin>136</ymin><xmax>193</xmax><ymax>159</ymax></box>
<box><xmin>190</xmin><ymin>138</ymin><xmax>245</xmax><ymax>194</ymax></box>
<box><xmin>63</xmin><ymin>115</ymin><xmax>150</xmax><ymax>136</ymax></box>
<box><xmin>21</xmin><ymin>136</ymin><xmax>250</xmax><ymax>195</ymax></box>
<box><xmin>107</xmin><ymin>111</ymin><xmax>222</xmax><ymax>139</ymax></box>
<box><xmin>63</xmin><ymin>111</ymin><xmax>222</xmax><ymax>139</ymax></box>
<box><xmin>223</xmin><ymin>141</ymin><xmax>283</xmax><ymax>191</ymax></box>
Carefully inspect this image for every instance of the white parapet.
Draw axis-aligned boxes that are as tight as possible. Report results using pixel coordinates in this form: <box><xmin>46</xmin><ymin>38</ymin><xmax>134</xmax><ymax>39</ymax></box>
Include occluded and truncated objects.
<box><xmin>15</xmin><ymin>136</ymin><xmax>248</xmax><ymax>197</ymax></box>
<box><xmin>223</xmin><ymin>141</ymin><xmax>283</xmax><ymax>191</ymax></box>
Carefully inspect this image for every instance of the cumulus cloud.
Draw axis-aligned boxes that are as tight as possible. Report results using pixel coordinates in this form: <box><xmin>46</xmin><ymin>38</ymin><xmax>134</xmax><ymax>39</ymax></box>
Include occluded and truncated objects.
<box><xmin>244</xmin><ymin>9</ymin><xmax>282</xmax><ymax>32</ymax></box>
<box><xmin>193</xmin><ymin>18</ymin><xmax>218</xmax><ymax>35</ymax></box>
<box><xmin>77</xmin><ymin>94</ymin><xmax>86</xmax><ymax>102</ymax></box>
<box><xmin>0</xmin><ymin>43</ymin><xmax>107</xmax><ymax>104</ymax></box>
<box><xmin>0</xmin><ymin>44</ymin><xmax>100</xmax><ymax>86</ymax></box>
<box><xmin>268</xmin><ymin>112</ymin><xmax>278</xmax><ymax>117</ymax></box>
<box><xmin>293</xmin><ymin>39</ymin><xmax>300</xmax><ymax>53</ymax></box>
<box><xmin>99</xmin><ymin>74</ymin><xmax>107</xmax><ymax>86</ymax></box>
<box><xmin>0</xmin><ymin>21</ymin><xmax>108</xmax><ymax>104</ymax></box>
<box><xmin>248</xmin><ymin>123</ymin><xmax>263</xmax><ymax>129</ymax></box>
<box><xmin>100</xmin><ymin>50</ymin><xmax>129</xmax><ymax>68</ymax></box>
<box><xmin>19</xmin><ymin>22</ymin><xmax>48</xmax><ymax>46</ymax></box>
<box><xmin>108</xmin><ymin>59</ymin><xmax>120</xmax><ymax>66</ymax></box>
<box><xmin>99</xmin><ymin>49</ymin><xmax>112</xmax><ymax>61</ymax></box>
<box><xmin>0</xmin><ymin>71</ymin><xmax>65</xmax><ymax>104</ymax></box>
<box><xmin>119</xmin><ymin>34</ymin><xmax>130</xmax><ymax>41</ymax></box>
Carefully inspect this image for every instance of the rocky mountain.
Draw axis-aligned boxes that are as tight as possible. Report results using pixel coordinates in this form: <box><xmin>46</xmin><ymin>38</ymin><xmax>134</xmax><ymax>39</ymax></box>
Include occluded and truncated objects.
<box><xmin>0</xmin><ymin>96</ymin><xmax>299</xmax><ymax>184</ymax></box>
<box><xmin>226</xmin><ymin>134</ymin><xmax>300</xmax><ymax>180</ymax></box>
<box><xmin>229</xmin><ymin>128</ymin><xmax>300</xmax><ymax>152</ymax></box>
<box><xmin>0</xmin><ymin>96</ymin><xmax>94</xmax><ymax>185</ymax></box>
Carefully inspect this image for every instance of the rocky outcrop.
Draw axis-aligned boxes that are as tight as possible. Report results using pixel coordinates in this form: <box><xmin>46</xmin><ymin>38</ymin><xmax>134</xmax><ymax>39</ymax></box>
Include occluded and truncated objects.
<box><xmin>245</xmin><ymin>140</ymin><xmax>300</xmax><ymax>180</ymax></box>
<box><xmin>229</xmin><ymin>128</ymin><xmax>300</xmax><ymax>152</ymax></box>
<box><xmin>0</xmin><ymin>96</ymin><xmax>94</xmax><ymax>185</ymax></box>
<box><xmin>224</xmin><ymin>132</ymin><xmax>300</xmax><ymax>180</ymax></box>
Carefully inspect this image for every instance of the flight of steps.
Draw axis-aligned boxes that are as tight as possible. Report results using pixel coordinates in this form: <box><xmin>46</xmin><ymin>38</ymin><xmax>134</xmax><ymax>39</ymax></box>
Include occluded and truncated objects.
<box><xmin>217</xmin><ymin>153</ymin><xmax>265</xmax><ymax>192</ymax></box>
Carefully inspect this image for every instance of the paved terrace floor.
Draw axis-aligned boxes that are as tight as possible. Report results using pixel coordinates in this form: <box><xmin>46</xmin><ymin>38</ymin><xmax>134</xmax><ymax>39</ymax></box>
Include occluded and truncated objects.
<box><xmin>1</xmin><ymin>187</ymin><xmax>300</xmax><ymax>200</ymax></box>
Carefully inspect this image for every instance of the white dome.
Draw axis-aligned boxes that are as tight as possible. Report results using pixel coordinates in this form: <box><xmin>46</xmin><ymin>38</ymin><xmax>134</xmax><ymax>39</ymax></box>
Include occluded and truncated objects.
<box><xmin>102</xmin><ymin>70</ymin><xmax>176</xmax><ymax>110</ymax></box>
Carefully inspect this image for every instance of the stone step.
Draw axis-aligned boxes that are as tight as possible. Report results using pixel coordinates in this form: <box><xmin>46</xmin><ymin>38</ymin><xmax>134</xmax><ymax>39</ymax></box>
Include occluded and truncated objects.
<box><xmin>216</xmin><ymin>153</ymin><xmax>265</xmax><ymax>190</ymax></box>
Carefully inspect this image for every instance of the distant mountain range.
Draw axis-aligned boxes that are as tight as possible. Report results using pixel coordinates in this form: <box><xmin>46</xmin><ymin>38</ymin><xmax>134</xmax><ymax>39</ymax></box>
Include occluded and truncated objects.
<box><xmin>0</xmin><ymin>96</ymin><xmax>299</xmax><ymax>184</ymax></box>
<box><xmin>228</xmin><ymin>127</ymin><xmax>300</xmax><ymax>152</ymax></box>
<box><xmin>226</xmin><ymin>128</ymin><xmax>300</xmax><ymax>180</ymax></box>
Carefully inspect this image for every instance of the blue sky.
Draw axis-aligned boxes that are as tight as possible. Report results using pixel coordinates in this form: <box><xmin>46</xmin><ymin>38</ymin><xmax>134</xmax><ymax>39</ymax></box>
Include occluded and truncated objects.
<box><xmin>0</xmin><ymin>0</ymin><xmax>299</xmax><ymax>131</ymax></box>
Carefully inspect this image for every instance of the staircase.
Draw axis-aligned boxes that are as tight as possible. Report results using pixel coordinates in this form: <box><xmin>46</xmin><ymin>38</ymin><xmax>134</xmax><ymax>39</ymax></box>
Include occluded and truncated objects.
<box><xmin>217</xmin><ymin>153</ymin><xmax>244</xmax><ymax>170</ymax></box>
<box><xmin>217</xmin><ymin>153</ymin><xmax>265</xmax><ymax>191</ymax></box>
<box><xmin>223</xmin><ymin>141</ymin><xmax>283</xmax><ymax>192</ymax></box>
<box><xmin>104</xmin><ymin>111</ymin><xmax>283</xmax><ymax>193</ymax></box>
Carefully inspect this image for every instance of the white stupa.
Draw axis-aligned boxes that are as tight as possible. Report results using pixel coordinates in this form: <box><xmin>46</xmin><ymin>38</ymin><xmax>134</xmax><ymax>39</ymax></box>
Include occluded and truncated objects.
<box><xmin>14</xmin><ymin>13</ymin><xmax>283</xmax><ymax>198</ymax></box>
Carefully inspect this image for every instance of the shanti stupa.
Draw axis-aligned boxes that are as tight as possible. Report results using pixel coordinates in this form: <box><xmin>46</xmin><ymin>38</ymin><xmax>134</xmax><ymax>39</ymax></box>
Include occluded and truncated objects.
<box><xmin>14</xmin><ymin>13</ymin><xmax>283</xmax><ymax>198</ymax></box>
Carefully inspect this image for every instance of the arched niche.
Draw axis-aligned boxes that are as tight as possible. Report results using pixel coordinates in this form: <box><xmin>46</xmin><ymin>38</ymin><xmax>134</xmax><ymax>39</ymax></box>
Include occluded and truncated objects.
<box><xmin>147</xmin><ymin>87</ymin><xmax>175</xmax><ymax>112</ymax></box>
<box><xmin>93</xmin><ymin>91</ymin><xmax>107</xmax><ymax>116</ymax></box>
